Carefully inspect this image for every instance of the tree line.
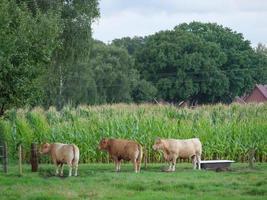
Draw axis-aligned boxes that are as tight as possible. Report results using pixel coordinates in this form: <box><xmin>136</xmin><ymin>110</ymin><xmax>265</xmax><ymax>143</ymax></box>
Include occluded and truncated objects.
<box><xmin>1</xmin><ymin>0</ymin><xmax>267</xmax><ymax>115</ymax></box>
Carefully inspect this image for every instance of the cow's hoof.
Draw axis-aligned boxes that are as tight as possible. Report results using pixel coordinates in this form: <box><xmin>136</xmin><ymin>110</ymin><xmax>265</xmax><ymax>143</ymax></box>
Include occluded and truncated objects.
<box><xmin>161</xmin><ymin>168</ymin><xmax>173</xmax><ymax>172</ymax></box>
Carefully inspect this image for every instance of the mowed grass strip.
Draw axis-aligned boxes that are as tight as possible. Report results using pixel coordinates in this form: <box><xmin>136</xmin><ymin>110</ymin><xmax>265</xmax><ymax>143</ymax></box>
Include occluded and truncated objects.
<box><xmin>0</xmin><ymin>163</ymin><xmax>266</xmax><ymax>200</ymax></box>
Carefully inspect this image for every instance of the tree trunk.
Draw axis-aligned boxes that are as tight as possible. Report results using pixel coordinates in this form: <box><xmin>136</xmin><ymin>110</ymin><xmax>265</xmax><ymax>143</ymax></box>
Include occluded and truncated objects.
<box><xmin>59</xmin><ymin>65</ymin><xmax>63</xmax><ymax>108</ymax></box>
<box><xmin>0</xmin><ymin>104</ymin><xmax>5</xmax><ymax>116</ymax></box>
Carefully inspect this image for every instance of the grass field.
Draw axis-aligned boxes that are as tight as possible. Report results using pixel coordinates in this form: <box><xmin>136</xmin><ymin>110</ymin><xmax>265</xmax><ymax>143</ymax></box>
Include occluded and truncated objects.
<box><xmin>0</xmin><ymin>163</ymin><xmax>266</xmax><ymax>200</ymax></box>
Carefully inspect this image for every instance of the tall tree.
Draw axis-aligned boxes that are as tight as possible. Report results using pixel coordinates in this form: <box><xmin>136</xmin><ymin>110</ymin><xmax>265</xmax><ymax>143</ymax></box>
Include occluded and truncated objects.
<box><xmin>89</xmin><ymin>41</ymin><xmax>139</xmax><ymax>104</ymax></box>
<box><xmin>135</xmin><ymin>22</ymin><xmax>264</xmax><ymax>104</ymax></box>
<box><xmin>176</xmin><ymin>22</ymin><xmax>258</xmax><ymax>100</ymax></box>
<box><xmin>111</xmin><ymin>37</ymin><xmax>157</xmax><ymax>103</ymax></box>
<box><xmin>41</xmin><ymin>0</ymin><xmax>100</xmax><ymax>108</ymax></box>
<box><xmin>112</xmin><ymin>36</ymin><xmax>146</xmax><ymax>56</ymax></box>
<box><xmin>0</xmin><ymin>0</ymin><xmax>60</xmax><ymax>115</ymax></box>
<box><xmin>253</xmin><ymin>43</ymin><xmax>267</xmax><ymax>84</ymax></box>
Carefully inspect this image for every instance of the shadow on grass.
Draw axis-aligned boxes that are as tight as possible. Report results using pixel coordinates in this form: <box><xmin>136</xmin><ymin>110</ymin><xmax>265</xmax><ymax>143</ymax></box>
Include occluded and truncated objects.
<box><xmin>35</xmin><ymin>162</ymin><xmax>265</xmax><ymax>179</ymax></box>
<box><xmin>38</xmin><ymin>167</ymin><xmax>66</xmax><ymax>179</ymax></box>
<box><xmin>245</xmin><ymin>188</ymin><xmax>267</xmax><ymax>196</ymax></box>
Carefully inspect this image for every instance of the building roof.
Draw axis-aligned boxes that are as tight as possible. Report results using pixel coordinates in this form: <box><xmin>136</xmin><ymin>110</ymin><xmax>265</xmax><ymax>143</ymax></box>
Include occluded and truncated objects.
<box><xmin>234</xmin><ymin>84</ymin><xmax>267</xmax><ymax>103</ymax></box>
<box><xmin>233</xmin><ymin>96</ymin><xmax>246</xmax><ymax>104</ymax></box>
<box><xmin>256</xmin><ymin>84</ymin><xmax>267</xmax><ymax>98</ymax></box>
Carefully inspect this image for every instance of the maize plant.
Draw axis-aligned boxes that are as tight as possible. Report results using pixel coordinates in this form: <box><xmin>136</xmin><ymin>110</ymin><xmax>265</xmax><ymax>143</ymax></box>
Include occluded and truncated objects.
<box><xmin>0</xmin><ymin>103</ymin><xmax>266</xmax><ymax>163</ymax></box>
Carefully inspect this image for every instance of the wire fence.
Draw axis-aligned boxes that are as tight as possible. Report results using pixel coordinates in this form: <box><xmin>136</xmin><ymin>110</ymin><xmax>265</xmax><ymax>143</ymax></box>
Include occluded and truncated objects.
<box><xmin>0</xmin><ymin>142</ymin><xmax>8</xmax><ymax>173</ymax></box>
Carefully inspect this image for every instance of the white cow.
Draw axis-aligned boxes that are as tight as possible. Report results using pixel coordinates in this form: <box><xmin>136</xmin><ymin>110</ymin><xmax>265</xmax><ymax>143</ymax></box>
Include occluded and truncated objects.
<box><xmin>153</xmin><ymin>138</ymin><xmax>202</xmax><ymax>171</ymax></box>
<box><xmin>40</xmin><ymin>143</ymin><xmax>80</xmax><ymax>176</ymax></box>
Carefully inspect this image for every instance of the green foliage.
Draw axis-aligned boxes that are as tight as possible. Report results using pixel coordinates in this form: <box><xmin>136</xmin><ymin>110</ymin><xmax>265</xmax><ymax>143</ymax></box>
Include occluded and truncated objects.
<box><xmin>1</xmin><ymin>2</ymin><xmax>267</xmax><ymax>111</ymax></box>
<box><xmin>133</xmin><ymin>22</ymin><xmax>267</xmax><ymax>104</ymax></box>
<box><xmin>132</xmin><ymin>80</ymin><xmax>157</xmax><ymax>103</ymax></box>
<box><xmin>40</xmin><ymin>0</ymin><xmax>100</xmax><ymax>108</ymax></box>
<box><xmin>1</xmin><ymin>104</ymin><xmax>266</xmax><ymax>163</ymax></box>
<box><xmin>112</xmin><ymin>36</ymin><xmax>146</xmax><ymax>56</ymax></box>
<box><xmin>254</xmin><ymin>43</ymin><xmax>267</xmax><ymax>84</ymax></box>
<box><xmin>0</xmin><ymin>0</ymin><xmax>61</xmax><ymax>114</ymax></box>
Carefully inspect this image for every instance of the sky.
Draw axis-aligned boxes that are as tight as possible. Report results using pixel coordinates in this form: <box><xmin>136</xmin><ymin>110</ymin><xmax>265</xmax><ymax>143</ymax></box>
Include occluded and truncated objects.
<box><xmin>92</xmin><ymin>0</ymin><xmax>267</xmax><ymax>47</ymax></box>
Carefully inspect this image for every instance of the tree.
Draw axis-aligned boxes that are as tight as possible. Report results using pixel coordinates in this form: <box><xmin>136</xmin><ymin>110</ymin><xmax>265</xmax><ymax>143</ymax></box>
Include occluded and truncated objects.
<box><xmin>176</xmin><ymin>22</ymin><xmax>257</xmax><ymax>101</ymax></box>
<box><xmin>131</xmin><ymin>80</ymin><xmax>157</xmax><ymax>103</ymax></box>
<box><xmin>39</xmin><ymin>0</ymin><xmax>100</xmax><ymax>108</ymax></box>
<box><xmin>89</xmin><ymin>41</ymin><xmax>139</xmax><ymax>104</ymax></box>
<box><xmin>135</xmin><ymin>22</ymin><xmax>263</xmax><ymax>104</ymax></box>
<box><xmin>0</xmin><ymin>0</ymin><xmax>60</xmax><ymax>115</ymax></box>
<box><xmin>111</xmin><ymin>37</ymin><xmax>158</xmax><ymax>103</ymax></box>
<box><xmin>112</xmin><ymin>36</ymin><xmax>146</xmax><ymax>56</ymax></box>
<box><xmin>253</xmin><ymin>43</ymin><xmax>267</xmax><ymax>84</ymax></box>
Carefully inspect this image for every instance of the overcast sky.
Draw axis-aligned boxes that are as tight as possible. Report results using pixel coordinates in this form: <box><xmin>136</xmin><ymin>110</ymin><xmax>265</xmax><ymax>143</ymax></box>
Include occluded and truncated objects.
<box><xmin>92</xmin><ymin>0</ymin><xmax>267</xmax><ymax>47</ymax></box>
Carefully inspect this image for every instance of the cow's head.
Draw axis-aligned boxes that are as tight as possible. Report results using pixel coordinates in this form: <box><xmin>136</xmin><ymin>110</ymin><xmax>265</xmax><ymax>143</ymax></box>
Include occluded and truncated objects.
<box><xmin>153</xmin><ymin>138</ymin><xmax>164</xmax><ymax>151</ymax></box>
<box><xmin>39</xmin><ymin>143</ymin><xmax>51</xmax><ymax>154</ymax></box>
<box><xmin>99</xmin><ymin>138</ymin><xmax>109</xmax><ymax>150</ymax></box>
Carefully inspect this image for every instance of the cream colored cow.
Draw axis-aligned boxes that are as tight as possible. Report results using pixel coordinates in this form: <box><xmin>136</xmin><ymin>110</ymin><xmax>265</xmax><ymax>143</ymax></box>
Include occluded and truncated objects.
<box><xmin>40</xmin><ymin>143</ymin><xmax>79</xmax><ymax>176</ymax></box>
<box><xmin>153</xmin><ymin>138</ymin><xmax>202</xmax><ymax>171</ymax></box>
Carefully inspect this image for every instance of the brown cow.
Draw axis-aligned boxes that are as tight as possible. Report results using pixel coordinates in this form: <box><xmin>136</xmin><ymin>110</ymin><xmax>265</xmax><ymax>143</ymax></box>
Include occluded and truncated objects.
<box><xmin>39</xmin><ymin>143</ymin><xmax>80</xmax><ymax>177</ymax></box>
<box><xmin>99</xmin><ymin>138</ymin><xmax>143</xmax><ymax>173</ymax></box>
<box><xmin>153</xmin><ymin>138</ymin><xmax>202</xmax><ymax>171</ymax></box>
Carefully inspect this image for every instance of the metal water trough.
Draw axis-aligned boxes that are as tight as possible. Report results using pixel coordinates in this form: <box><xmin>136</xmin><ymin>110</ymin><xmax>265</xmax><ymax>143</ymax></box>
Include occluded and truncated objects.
<box><xmin>200</xmin><ymin>160</ymin><xmax>235</xmax><ymax>171</ymax></box>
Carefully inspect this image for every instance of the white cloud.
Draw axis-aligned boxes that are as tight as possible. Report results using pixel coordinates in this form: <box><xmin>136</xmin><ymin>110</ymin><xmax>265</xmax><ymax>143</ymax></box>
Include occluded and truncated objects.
<box><xmin>93</xmin><ymin>0</ymin><xmax>267</xmax><ymax>46</ymax></box>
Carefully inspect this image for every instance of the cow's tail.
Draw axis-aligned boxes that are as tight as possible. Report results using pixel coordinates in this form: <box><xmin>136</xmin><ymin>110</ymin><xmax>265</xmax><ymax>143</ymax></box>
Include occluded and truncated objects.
<box><xmin>138</xmin><ymin>144</ymin><xmax>145</xmax><ymax>166</ymax></box>
<box><xmin>72</xmin><ymin>144</ymin><xmax>76</xmax><ymax>165</ymax></box>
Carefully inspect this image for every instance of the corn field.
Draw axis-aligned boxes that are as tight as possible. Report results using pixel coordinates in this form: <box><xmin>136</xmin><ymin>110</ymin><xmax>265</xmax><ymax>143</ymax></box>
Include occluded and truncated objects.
<box><xmin>0</xmin><ymin>103</ymin><xmax>266</xmax><ymax>163</ymax></box>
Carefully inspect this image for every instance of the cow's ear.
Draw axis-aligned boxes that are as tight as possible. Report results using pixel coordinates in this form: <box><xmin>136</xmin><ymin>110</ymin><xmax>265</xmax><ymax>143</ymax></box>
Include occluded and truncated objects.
<box><xmin>102</xmin><ymin>138</ymin><xmax>107</xmax><ymax>144</ymax></box>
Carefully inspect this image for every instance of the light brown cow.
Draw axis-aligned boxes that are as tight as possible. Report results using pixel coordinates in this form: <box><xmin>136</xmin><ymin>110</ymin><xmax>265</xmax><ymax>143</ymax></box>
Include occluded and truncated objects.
<box><xmin>40</xmin><ymin>143</ymin><xmax>80</xmax><ymax>177</ymax></box>
<box><xmin>99</xmin><ymin>138</ymin><xmax>143</xmax><ymax>173</ymax></box>
<box><xmin>153</xmin><ymin>138</ymin><xmax>202</xmax><ymax>171</ymax></box>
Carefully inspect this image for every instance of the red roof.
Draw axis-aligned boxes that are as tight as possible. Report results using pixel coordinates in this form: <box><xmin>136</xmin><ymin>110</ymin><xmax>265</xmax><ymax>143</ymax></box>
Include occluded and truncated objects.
<box><xmin>256</xmin><ymin>84</ymin><xmax>267</xmax><ymax>98</ymax></box>
<box><xmin>234</xmin><ymin>84</ymin><xmax>267</xmax><ymax>103</ymax></box>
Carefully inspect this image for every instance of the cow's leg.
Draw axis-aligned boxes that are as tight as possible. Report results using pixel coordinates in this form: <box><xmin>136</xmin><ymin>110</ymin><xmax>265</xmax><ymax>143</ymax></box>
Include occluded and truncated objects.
<box><xmin>73</xmin><ymin>163</ymin><xmax>78</xmax><ymax>176</ymax></box>
<box><xmin>192</xmin><ymin>155</ymin><xmax>197</xmax><ymax>170</ymax></box>
<box><xmin>133</xmin><ymin>159</ymin><xmax>138</xmax><ymax>173</ymax></box>
<box><xmin>171</xmin><ymin>157</ymin><xmax>177</xmax><ymax>172</ymax></box>
<box><xmin>67</xmin><ymin>162</ymin><xmax>72</xmax><ymax>176</ymax></box>
<box><xmin>60</xmin><ymin>163</ymin><xmax>64</xmax><ymax>176</ymax></box>
<box><xmin>167</xmin><ymin>160</ymin><xmax>172</xmax><ymax>171</ymax></box>
<box><xmin>55</xmin><ymin>164</ymin><xmax>60</xmax><ymax>176</ymax></box>
<box><xmin>114</xmin><ymin>157</ymin><xmax>119</xmax><ymax>172</ymax></box>
<box><xmin>53</xmin><ymin>159</ymin><xmax>59</xmax><ymax>176</ymax></box>
<box><xmin>196</xmin><ymin>154</ymin><xmax>201</xmax><ymax>170</ymax></box>
<box><xmin>137</xmin><ymin>160</ymin><xmax>141</xmax><ymax>172</ymax></box>
<box><xmin>117</xmin><ymin>160</ymin><xmax>121</xmax><ymax>172</ymax></box>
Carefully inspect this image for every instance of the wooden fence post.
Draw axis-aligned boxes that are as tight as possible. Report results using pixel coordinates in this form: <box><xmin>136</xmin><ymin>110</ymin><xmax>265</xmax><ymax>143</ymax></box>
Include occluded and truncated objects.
<box><xmin>30</xmin><ymin>143</ymin><xmax>38</xmax><ymax>172</ymax></box>
<box><xmin>3</xmin><ymin>142</ymin><xmax>8</xmax><ymax>173</ymax></box>
<box><xmin>18</xmin><ymin>144</ymin><xmax>22</xmax><ymax>176</ymax></box>
<box><xmin>248</xmin><ymin>148</ymin><xmax>255</xmax><ymax>168</ymax></box>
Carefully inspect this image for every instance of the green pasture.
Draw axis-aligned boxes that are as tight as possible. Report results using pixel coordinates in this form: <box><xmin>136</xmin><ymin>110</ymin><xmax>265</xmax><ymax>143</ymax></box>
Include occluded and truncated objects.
<box><xmin>0</xmin><ymin>163</ymin><xmax>266</xmax><ymax>200</ymax></box>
